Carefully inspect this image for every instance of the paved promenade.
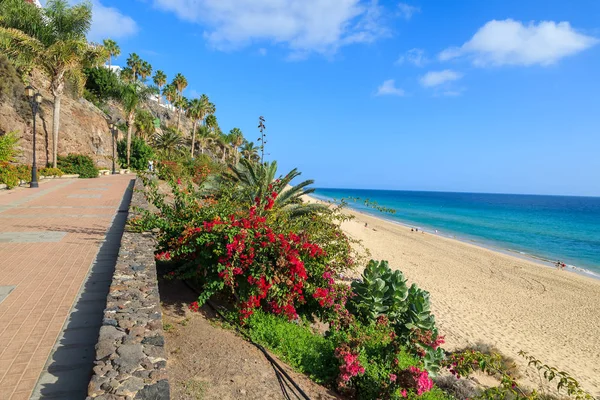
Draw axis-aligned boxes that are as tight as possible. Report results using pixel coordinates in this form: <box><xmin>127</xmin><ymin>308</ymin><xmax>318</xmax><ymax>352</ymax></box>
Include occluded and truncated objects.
<box><xmin>0</xmin><ymin>175</ymin><xmax>134</xmax><ymax>399</ymax></box>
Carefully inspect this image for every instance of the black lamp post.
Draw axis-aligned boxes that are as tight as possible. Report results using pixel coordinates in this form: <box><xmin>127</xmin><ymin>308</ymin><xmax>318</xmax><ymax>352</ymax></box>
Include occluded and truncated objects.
<box><xmin>109</xmin><ymin>121</ymin><xmax>118</xmax><ymax>174</ymax></box>
<box><xmin>25</xmin><ymin>86</ymin><xmax>42</xmax><ymax>188</ymax></box>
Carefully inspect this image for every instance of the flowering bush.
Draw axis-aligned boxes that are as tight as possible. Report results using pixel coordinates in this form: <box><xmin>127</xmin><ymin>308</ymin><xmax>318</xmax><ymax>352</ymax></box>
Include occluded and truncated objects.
<box><xmin>163</xmin><ymin>191</ymin><xmax>337</xmax><ymax>323</ymax></box>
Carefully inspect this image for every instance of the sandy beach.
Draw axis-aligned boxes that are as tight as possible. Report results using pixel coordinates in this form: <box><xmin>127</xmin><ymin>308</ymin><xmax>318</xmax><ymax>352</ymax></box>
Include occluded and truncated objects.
<box><xmin>308</xmin><ymin>197</ymin><xmax>600</xmax><ymax>395</ymax></box>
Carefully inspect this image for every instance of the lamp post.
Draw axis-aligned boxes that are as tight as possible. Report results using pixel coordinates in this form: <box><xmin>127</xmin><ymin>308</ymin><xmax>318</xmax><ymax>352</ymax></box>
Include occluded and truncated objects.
<box><xmin>109</xmin><ymin>122</ymin><xmax>118</xmax><ymax>174</ymax></box>
<box><xmin>25</xmin><ymin>86</ymin><xmax>42</xmax><ymax>188</ymax></box>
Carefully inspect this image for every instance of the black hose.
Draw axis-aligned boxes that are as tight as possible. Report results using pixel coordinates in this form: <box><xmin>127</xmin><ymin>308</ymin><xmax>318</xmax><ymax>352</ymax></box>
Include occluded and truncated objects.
<box><xmin>182</xmin><ymin>281</ymin><xmax>312</xmax><ymax>400</ymax></box>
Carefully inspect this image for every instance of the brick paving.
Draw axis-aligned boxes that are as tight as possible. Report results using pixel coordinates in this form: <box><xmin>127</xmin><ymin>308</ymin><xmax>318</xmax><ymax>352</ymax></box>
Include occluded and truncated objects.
<box><xmin>0</xmin><ymin>175</ymin><xmax>134</xmax><ymax>400</ymax></box>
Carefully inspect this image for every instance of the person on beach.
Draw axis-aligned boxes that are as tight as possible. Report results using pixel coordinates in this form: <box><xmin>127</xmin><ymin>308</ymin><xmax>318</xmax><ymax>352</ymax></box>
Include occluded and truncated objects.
<box><xmin>148</xmin><ymin>160</ymin><xmax>154</xmax><ymax>172</ymax></box>
<box><xmin>365</xmin><ymin>222</ymin><xmax>368</xmax><ymax>228</ymax></box>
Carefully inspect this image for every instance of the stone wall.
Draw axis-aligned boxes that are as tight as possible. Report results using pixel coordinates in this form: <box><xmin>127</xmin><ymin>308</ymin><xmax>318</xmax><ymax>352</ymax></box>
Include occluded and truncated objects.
<box><xmin>87</xmin><ymin>178</ymin><xmax>170</xmax><ymax>400</ymax></box>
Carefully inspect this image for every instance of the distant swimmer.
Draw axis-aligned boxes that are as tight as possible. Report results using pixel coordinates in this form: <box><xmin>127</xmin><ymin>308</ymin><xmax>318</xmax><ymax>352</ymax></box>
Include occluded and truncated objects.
<box><xmin>365</xmin><ymin>222</ymin><xmax>368</xmax><ymax>228</ymax></box>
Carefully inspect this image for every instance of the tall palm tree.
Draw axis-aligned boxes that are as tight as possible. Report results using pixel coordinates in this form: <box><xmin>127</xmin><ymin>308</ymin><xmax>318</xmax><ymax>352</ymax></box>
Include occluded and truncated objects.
<box><xmin>196</xmin><ymin>125</ymin><xmax>211</xmax><ymax>155</ymax></box>
<box><xmin>241</xmin><ymin>141</ymin><xmax>259</xmax><ymax>162</ymax></box>
<box><xmin>153</xmin><ymin>70</ymin><xmax>166</xmax><ymax>104</ymax></box>
<box><xmin>228</xmin><ymin>128</ymin><xmax>244</xmax><ymax>164</ymax></box>
<box><xmin>205</xmin><ymin>114</ymin><xmax>218</xmax><ymax>134</ymax></box>
<box><xmin>103</xmin><ymin>38</ymin><xmax>120</xmax><ymax>69</ymax></box>
<box><xmin>126</xmin><ymin>52</ymin><xmax>142</xmax><ymax>81</ymax></box>
<box><xmin>186</xmin><ymin>98</ymin><xmax>202</xmax><ymax>157</ymax></box>
<box><xmin>175</xmin><ymin>95</ymin><xmax>188</xmax><ymax>131</ymax></box>
<box><xmin>120</xmin><ymin>82</ymin><xmax>153</xmax><ymax>167</ymax></box>
<box><xmin>189</xmin><ymin>94</ymin><xmax>215</xmax><ymax>157</ymax></box>
<box><xmin>139</xmin><ymin>60</ymin><xmax>152</xmax><ymax>82</ymax></box>
<box><xmin>162</xmin><ymin>84</ymin><xmax>177</xmax><ymax>106</ymax></box>
<box><xmin>0</xmin><ymin>0</ymin><xmax>106</xmax><ymax>167</ymax></box>
<box><xmin>172</xmin><ymin>73</ymin><xmax>188</xmax><ymax>98</ymax></box>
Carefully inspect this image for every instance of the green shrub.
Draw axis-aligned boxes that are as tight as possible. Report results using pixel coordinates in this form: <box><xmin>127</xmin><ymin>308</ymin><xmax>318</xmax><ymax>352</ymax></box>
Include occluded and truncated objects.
<box><xmin>84</xmin><ymin>66</ymin><xmax>122</xmax><ymax>104</ymax></box>
<box><xmin>15</xmin><ymin>164</ymin><xmax>31</xmax><ymax>181</ymax></box>
<box><xmin>0</xmin><ymin>162</ymin><xmax>20</xmax><ymax>188</ymax></box>
<box><xmin>56</xmin><ymin>154</ymin><xmax>99</xmax><ymax>178</ymax></box>
<box><xmin>0</xmin><ymin>131</ymin><xmax>20</xmax><ymax>162</ymax></box>
<box><xmin>117</xmin><ymin>137</ymin><xmax>154</xmax><ymax>171</ymax></box>
<box><xmin>39</xmin><ymin>167</ymin><xmax>63</xmax><ymax>177</ymax></box>
<box><xmin>157</xmin><ymin>160</ymin><xmax>183</xmax><ymax>181</ymax></box>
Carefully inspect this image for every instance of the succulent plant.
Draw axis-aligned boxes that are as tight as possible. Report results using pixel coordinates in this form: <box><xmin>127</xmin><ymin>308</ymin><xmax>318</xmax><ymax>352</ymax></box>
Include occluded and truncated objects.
<box><xmin>350</xmin><ymin>260</ymin><xmax>409</xmax><ymax>322</ymax></box>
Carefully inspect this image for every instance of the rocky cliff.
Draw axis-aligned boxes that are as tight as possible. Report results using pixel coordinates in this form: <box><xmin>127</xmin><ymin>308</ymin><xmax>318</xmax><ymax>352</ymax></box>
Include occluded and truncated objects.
<box><xmin>0</xmin><ymin>56</ymin><xmax>196</xmax><ymax>169</ymax></box>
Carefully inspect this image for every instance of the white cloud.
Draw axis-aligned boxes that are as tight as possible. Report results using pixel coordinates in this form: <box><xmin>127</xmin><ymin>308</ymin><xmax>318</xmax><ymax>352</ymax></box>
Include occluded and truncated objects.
<box><xmin>397</xmin><ymin>3</ymin><xmax>420</xmax><ymax>20</ymax></box>
<box><xmin>396</xmin><ymin>48</ymin><xmax>427</xmax><ymax>66</ymax></box>
<box><xmin>420</xmin><ymin>70</ymin><xmax>463</xmax><ymax>87</ymax></box>
<box><xmin>376</xmin><ymin>79</ymin><xmax>405</xmax><ymax>96</ymax></box>
<box><xmin>439</xmin><ymin>19</ymin><xmax>598</xmax><ymax>66</ymax></box>
<box><xmin>151</xmin><ymin>0</ymin><xmax>390</xmax><ymax>55</ymax></box>
<box><xmin>64</xmin><ymin>0</ymin><xmax>138</xmax><ymax>41</ymax></box>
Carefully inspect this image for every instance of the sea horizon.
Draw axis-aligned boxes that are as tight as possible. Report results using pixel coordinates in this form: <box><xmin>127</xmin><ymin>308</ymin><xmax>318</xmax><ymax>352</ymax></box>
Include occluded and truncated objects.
<box><xmin>313</xmin><ymin>187</ymin><xmax>600</xmax><ymax>277</ymax></box>
<box><xmin>315</xmin><ymin>186</ymin><xmax>600</xmax><ymax>199</ymax></box>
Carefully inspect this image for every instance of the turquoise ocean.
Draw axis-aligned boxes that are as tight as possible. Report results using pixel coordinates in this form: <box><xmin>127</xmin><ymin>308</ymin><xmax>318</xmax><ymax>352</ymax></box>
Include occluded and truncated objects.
<box><xmin>312</xmin><ymin>189</ymin><xmax>600</xmax><ymax>276</ymax></box>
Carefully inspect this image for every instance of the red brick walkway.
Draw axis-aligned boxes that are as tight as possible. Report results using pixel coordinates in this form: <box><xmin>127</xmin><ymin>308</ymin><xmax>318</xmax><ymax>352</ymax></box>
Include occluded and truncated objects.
<box><xmin>0</xmin><ymin>175</ymin><xmax>134</xmax><ymax>400</ymax></box>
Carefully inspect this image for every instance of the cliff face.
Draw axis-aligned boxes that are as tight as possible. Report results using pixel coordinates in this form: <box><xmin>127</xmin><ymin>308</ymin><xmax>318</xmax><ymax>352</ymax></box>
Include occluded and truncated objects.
<box><xmin>0</xmin><ymin>57</ymin><xmax>115</xmax><ymax>168</ymax></box>
<box><xmin>0</xmin><ymin>56</ymin><xmax>196</xmax><ymax>169</ymax></box>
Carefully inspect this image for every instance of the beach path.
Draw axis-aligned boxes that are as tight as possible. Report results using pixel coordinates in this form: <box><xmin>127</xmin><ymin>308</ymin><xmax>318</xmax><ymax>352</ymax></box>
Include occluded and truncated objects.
<box><xmin>0</xmin><ymin>175</ymin><xmax>134</xmax><ymax>400</ymax></box>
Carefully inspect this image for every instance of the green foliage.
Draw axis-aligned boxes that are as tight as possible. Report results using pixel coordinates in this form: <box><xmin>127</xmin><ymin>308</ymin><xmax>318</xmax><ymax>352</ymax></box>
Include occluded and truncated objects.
<box><xmin>0</xmin><ymin>162</ymin><xmax>20</xmax><ymax>188</ymax></box>
<box><xmin>0</xmin><ymin>131</ymin><xmax>20</xmax><ymax>162</ymax></box>
<box><xmin>117</xmin><ymin>137</ymin><xmax>154</xmax><ymax>171</ymax></box>
<box><xmin>153</xmin><ymin>127</ymin><xmax>184</xmax><ymax>158</ymax></box>
<box><xmin>222</xmin><ymin>159</ymin><xmax>327</xmax><ymax>218</ymax></box>
<box><xmin>39</xmin><ymin>167</ymin><xmax>63</xmax><ymax>177</ymax></box>
<box><xmin>349</xmin><ymin>260</ymin><xmax>444</xmax><ymax>377</ymax></box>
<box><xmin>56</xmin><ymin>154</ymin><xmax>98</xmax><ymax>178</ymax></box>
<box><xmin>83</xmin><ymin>66</ymin><xmax>122</xmax><ymax>104</ymax></box>
<box><xmin>246</xmin><ymin>310</ymin><xmax>338</xmax><ymax>383</ymax></box>
<box><xmin>350</xmin><ymin>260</ymin><xmax>409</xmax><ymax>322</ymax></box>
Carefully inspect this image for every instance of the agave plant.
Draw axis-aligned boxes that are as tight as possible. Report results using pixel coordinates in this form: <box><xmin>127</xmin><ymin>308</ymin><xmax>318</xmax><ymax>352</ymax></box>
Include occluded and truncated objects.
<box><xmin>222</xmin><ymin>158</ymin><xmax>326</xmax><ymax>217</ymax></box>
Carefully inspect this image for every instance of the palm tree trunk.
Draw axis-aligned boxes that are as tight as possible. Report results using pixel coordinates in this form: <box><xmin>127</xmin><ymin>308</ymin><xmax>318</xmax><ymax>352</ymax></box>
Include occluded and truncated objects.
<box><xmin>221</xmin><ymin>147</ymin><xmax>226</xmax><ymax>162</ymax></box>
<box><xmin>158</xmin><ymin>85</ymin><xmax>162</xmax><ymax>105</ymax></box>
<box><xmin>51</xmin><ymin>94</ymin><xmax>61</xmax><ymax>168</ymax></box>
<box><xmin>127</xmin><ymin>111</ymin><xmax>134</xmax><ymax>168</ymax></box>
<box><xmin>176</xmin><ymin>109</ymin><xmax>181</xmax><ymax>131</ymax></box>
<box><xmin>191</xmin><ymin>120</ymin><xmax>197</xmax><ymax>158</ymax></box>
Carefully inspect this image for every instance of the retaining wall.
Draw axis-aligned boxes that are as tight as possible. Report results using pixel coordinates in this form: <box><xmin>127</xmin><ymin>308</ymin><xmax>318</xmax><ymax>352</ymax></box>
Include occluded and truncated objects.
<box><xmin>87</xmin><ymin>178</ymin><xmax>170</xmax><ymax>400</ymax></box>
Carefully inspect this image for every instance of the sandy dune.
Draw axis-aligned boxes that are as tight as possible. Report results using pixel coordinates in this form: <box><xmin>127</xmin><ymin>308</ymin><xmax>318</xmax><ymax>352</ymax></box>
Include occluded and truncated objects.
<box><xmin>317</xmin><ymin>201</ymin><xmax>600</xmax><ymax>395</ymax></box>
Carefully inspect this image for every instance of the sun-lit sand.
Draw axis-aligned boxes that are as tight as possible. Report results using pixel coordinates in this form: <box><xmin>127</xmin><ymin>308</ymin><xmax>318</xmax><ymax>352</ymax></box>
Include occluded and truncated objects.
<box><xmin>305</xmin><ymin>195</ymin><xmax>600</xmax><ymax>395</ymax></box>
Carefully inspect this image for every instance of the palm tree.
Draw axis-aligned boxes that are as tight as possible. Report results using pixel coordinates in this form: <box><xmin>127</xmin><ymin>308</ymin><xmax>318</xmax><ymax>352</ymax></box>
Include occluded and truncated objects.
<box><xmin>196</xmin><ymin>125</ymin><xmax>212</xmax><ymax>155</ymax></box>
<box><xmin>187</xmin><ymin>94</ymin><xmax>215</xmax><ymax>157</ymax></box>
<box><xmin>228</xmin><ymin>128</ymin><xmax>244</xmax><ymax>164</ymax></box>
<box><xmin>186</xmin><ymin>98</ymin><xmax>202</xmax><ymax>157</ymax></box>
<box><xmin>139</xmin><ymin>60</ymin><xmax>152</xmax><ymax>82</ymax></box>
<box><xmin>126</xmin><ymin>53</ymin><xmax>142</xmax><ymax>81</ymax></box>
<box><xmin>162</xmin><ymin>84</ymin><xmax>177</xmax><ymax>106</ymax></box>
<box><xmin>225</xmin><ymin>159</ymin><xmax>326</xmax><ymax>217</ymax></box>
<box><xmin>205</xmin><ymin>114</ymin><xmax>218</xmax><ymax>133</ymax></box>
<box><xmin>153</xmin><ymin>70</ymin><xmax>166</xmax><ymax>104</ymax></box>
<box><xmin>175</xmin><ymin>96</ymin><xmax>188</xmax><ymax>131</ymax></box>
<box><xmin>241</xmin><ymin>141</ymin><xmax>259</xmax><ymax>162</ymax></box>
<box><xmin>134</xmin><ymin>109</ymin><xmax>155</xmax><ymax>141</ymax></box>
<box><xmin>0</xmin><ymin>0</ymin><xmax>106</xmax><ymax>167</ymax></box>
<box><xmin>172</xmin><ymin>73</ymin><xmax>188</xmax><ymax>98</ymax></box>
<box><xmin>120</xmin><ymin>66</ymin><xmax>134</xmax><ymax>83</ymax></box>
<box><xmin>103</xmin><ymin>38</ymin><xmax>120</xmax><ymax>69</ymax></box>
<box><xmin>154</xmin><ymin>127</ymin><xmax>183</xmax><ymax>158</ymax></box>
<box><xmin>120</xmin><ymin>82</ymin><xmax>153</xmax><ymax>167</ymax></box>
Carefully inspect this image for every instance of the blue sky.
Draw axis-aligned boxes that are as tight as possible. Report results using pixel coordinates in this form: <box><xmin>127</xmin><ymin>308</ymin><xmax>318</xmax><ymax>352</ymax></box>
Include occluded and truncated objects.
<box><xmin>72</xmin><ymin>0</ymin><xmax>600</xmax><ymax>196</ymax></box>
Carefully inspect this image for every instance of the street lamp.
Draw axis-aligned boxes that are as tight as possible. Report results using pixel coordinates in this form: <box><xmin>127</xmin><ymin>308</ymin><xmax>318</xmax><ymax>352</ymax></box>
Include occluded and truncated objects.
<box><xmin>25</xmin><ymin>85</ymin><xmax>42</xmax><ymax>188</ymax></box>
<box><xmin>109</xmin><ymin>121</ymin><xmax>119</xmax><ymax>174</ymax></box>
